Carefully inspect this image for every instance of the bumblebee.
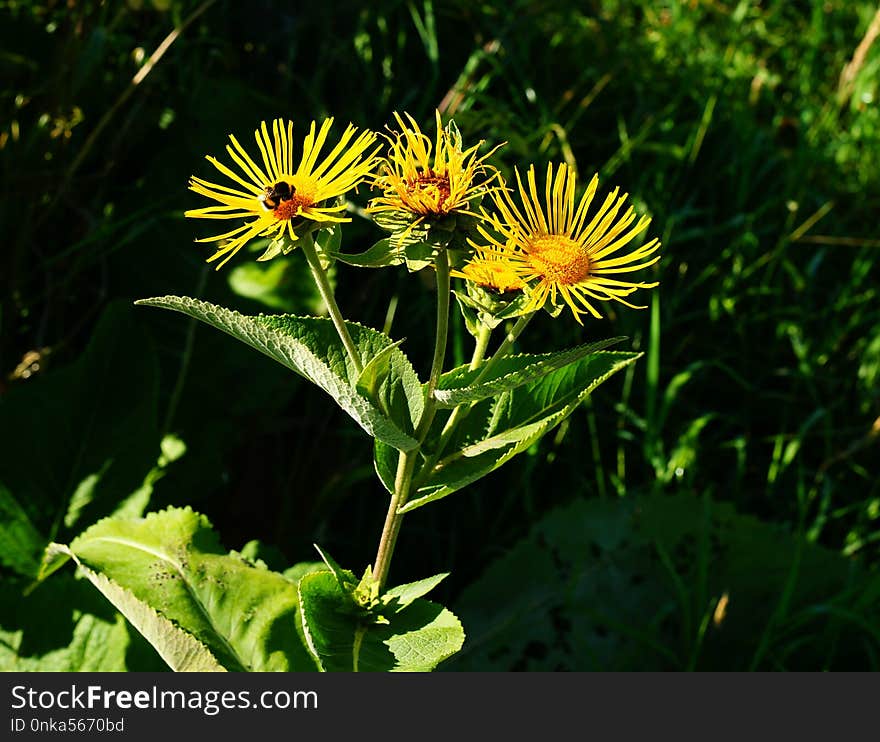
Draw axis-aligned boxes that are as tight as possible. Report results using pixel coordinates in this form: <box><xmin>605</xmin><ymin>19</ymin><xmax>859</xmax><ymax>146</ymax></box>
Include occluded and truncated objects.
<box><xmin>260</xmin><ymin>180</ymin><xmax>295</xmax><ymax>210</ymax></box>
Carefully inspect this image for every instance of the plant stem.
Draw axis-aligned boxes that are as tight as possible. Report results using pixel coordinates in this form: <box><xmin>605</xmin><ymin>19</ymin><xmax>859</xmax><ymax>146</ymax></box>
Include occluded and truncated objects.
<box><xmin>373</xmin><ymin>251</ymin><xmax>451</xmax><ymax>589</ymax></box>
<box><xmin>300</xmin><ymin>234</ymin><xmax>364</xmax><ymax>377</ymax></box>
<box><xmin>468</xmin><ymin>322</ymin><xmax>494</xmax><ymax>372</ymax></box>
<box><xmin>412</xmin><ymin>311</ymin><xmax>535</xmax><ymax>488</ymax></box>
<box><xmin>485</xmin><ymin>312</ymin><xmax>535</xmax><ymax>372</ymax></box>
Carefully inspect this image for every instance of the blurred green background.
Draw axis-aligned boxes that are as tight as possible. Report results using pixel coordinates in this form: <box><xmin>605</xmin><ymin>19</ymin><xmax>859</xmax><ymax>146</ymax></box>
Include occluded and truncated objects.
<box><xmin>1</xmin><ymin>0</ymin><xmax>879</xmax><ymax>670</ymax></box>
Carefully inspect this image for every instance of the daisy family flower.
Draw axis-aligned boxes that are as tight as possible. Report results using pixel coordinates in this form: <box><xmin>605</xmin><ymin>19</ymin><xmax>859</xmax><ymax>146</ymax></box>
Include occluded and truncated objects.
<box><xmin>453</xmin><ymin>254</ymin><xmax>525</xmax><ymax>294</ymax></box>
<box><xmin>464</xmin><ymin>163</ymin><xmax>660</xmax><ymax>323</ymax></box>
<box><xmin>186</xmin><ymin>118</ymin><xmax>379</xmax><ymax>268</ymax></box>
<box><xmin>368</xmin><ymin>110</ymin><xmax>503</xmax><ymax>230</ymax></box>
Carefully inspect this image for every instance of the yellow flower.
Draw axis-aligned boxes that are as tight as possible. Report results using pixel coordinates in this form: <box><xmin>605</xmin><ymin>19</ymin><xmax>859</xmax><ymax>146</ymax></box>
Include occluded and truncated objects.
<box><xmin>451</xmin><ymin>256</ymin><xmax>525</xmax><ymax>294</ymax></box>
<box><xmin>368</xmin><ymin>110</ymin><xmax>502</xmax><ymax>225</ymax></box>
<box><xmin>467</xmin><ymin>163</ymin><xmax>660</xmax><ymax>324</ymax></box>
<box><xmin>186</xmin><ymin>118</ymin><xmax>379</xmax><ymax>268</ymax></box>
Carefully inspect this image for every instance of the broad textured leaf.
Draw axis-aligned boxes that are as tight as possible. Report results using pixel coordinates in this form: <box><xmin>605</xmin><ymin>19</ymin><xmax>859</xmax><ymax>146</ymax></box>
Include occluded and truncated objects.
<box><xmin>384</xmin><ymin>351</ymin><xmax>641</xmax><ymax>511</ymax></box>
<box><xmin>45</xmin><ymin>544</ymin><xmax>225</xmax><ymax>672</ymax></box>
<box><xmin>434</xmin><ymin>338</ymin><xmax>625</xmax><ymax>407</ymax></box>
<box><xmin>299</xmin><ymin>571</ymin><xmax>464</xmax><ymax>672</ymax></box>
<box><xmin>136</xmin><ymin>296</ymin><xmax>423</xmax><ymax>452</ymax></box>
<box><xmin>0</xmin><ymin>573</ymin><xmax>164</xmax><ymax>672</ymax></box>
<box><xmin>51</xmin><ymin>507</ymin><xmax>317</xmax><ymax>672</ymax></box>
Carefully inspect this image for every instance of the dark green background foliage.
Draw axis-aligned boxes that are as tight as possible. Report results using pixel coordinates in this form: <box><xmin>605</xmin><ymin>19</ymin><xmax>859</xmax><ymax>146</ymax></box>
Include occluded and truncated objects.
<box><xmin>1</xmin><ymin>0</ymin><xmax>878</xmax><ymax>670</ymax></box>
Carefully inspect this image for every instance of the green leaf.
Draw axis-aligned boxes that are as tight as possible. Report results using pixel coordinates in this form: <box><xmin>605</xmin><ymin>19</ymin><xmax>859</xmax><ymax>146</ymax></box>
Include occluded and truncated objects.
<box><xmin>0</xmin><ymin>574</ymin><xmax>144</xmax><ymax>672</ymax></box>
<box><xmin>373</xmin><ymin>438</ymin><xmax>399</xmax><ymax>494</ymax></box>
<box><xmin>382</xmin><ymin>573</ymin><xmax>449</xmax><ymax>611</ymax></box>
<box><xmin>49</xmin><ymin>507</ymin><xmax>317</xmax><ymax>672</ymax></box>
<box><xmin>0</xmin><ymin>482</ymin><xmax>45</xmax><ymax>578</ymax></box>
<box><xmin>135</xmin><ymin>296</ymin><xmax>424</xmax><ymax>452</ymax></box>
<box><xmin>283</xmin><ymin>562</ymin><xmax>328</xmax><ymax>585</ymax></box>
<box><xmin>333</xmin><ymin>238</ymin><xmax>405</xmax><ymax>268</ymax></box>
<box><xmin>403</xmin><ymin>241</ymin><xmax>439</xmax><ymax>272</ymax></box>
<box><xmin>299</xmin><ymin>571</ymin><xmax>463</xmax><ymax>672</ymax></box>
<box><xmin>313</xmin><ymin>545</ymin><xmax>357</xmax><ymax>591</ymax></box>
<box><xmin>450</xmin><ymin>494</ymin><xmax>876</xmax><ymax>671</ymax></box>
<box><xmin>398</xmin><ymin>350</ymin><xmax>641</xmax><ymax>512</ymax></box>
<box><xmin>434</xmin><ymin>338</ymin><xmax>626</xmax><ymax>407</ymax></box>
<box><xmin>44</xmin><ymin>544</ymin><xmax>226</xmax><ymax>672</ymax></box>
<box><xmin>256</xmin><ymin>237</ymin><xmax>288</xmax><ymax>262</ymax></box>
<box><xmin>453</xmin><ymin>291</ymin><xmax>483</xmax><ymax>338</ymax></box>
<box><xmin>356</xmin><ymin>339</ymin><xmax>406</xmax><ymax>415</ymax></box>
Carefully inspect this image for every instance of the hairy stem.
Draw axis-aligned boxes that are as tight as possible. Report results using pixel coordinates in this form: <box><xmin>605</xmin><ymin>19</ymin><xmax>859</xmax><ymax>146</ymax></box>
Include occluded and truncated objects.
<box><xmin>373</xmin><ymin>251</ymin><xmax>451</xmax><ymax>589</ymax></box>
<box><xmin>300</xmin><ymin>234</ymin><xmax>364</xmax><ymax>377</ymax></box>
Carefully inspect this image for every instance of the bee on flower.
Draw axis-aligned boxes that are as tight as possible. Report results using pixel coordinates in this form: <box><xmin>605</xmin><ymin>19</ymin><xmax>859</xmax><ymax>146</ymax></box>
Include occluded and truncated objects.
<box><xmin>186</xmin><ymin>118</ymin><xmax>380</xmax><ymax>268</ymax></box>
<box><xmin>461</xmin><ymin>163</ymin><xmax>661</xmax><ymax>324</ymax></box>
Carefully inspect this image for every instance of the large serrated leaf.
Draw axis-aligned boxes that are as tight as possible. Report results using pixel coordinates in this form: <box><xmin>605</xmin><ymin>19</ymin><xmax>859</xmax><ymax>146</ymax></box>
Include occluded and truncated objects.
<box><xmin>52</xmin><ymin>507</ymin><xmax>317</xmax><ymax>672</ymax></box>
<box><xmin>136</xmin><ymin>296</ymin><xmax>424</xmax><ymax>452</ymax></box>
<box><xmin>299</xmin><ymin>571</ymin><xmax>463</xmax><ymax>672</ymax></box>
<box><xmin>393</xmin><ymin>350</ymin><xmax>641</xmax><ymax>512</ymax></box>
<box><xmin>0</xmin><ymin>572</ymin><xmax>155</xmax><ymax>672</ymax></box>
<box><xmin>44</xmin><ymin>544</ymin><xmax>225</xmax><ymax>672</ymax></box>
<box><xmin>434</xmin><ymin>338</ymin><xmax>626</xmax><ymax>407</ymax></box>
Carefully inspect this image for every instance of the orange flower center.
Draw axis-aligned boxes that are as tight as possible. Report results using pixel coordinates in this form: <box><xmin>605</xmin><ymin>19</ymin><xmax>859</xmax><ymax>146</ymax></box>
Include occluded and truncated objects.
<box><xmin>526</xmin><ymin>234</ymin><xmax>591</xmax><ymax>284</ymax></box>
<box><xmin>261</xmin><ymin>178</ymin><xmax>317</xmax><ymax>220</ymax></box>
<box><xmin>407</xmin><ymin>169</ymin><xmax>451</xmax><ymax>211</ymax></box>
<box><xmin>273</xmin><ymin>194</ymin><xmax>314</xmax><ymax>220</ymax></box>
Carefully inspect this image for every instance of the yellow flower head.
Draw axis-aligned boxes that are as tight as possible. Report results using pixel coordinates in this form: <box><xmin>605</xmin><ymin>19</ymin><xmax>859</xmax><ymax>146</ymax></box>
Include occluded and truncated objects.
<box><xmin>467</xmin><ymin>163</ymin><xmax>660</xmax><ymax>324</ymax></box>
<box><xmin>368</xmin><ymin>110</ymin><xmax>502</xmax><ymax>223</ymax></box>
<box><xmin>186</xmin><ymin>118</ymin><xmax>379</xmax><ymax>268</ymax></box>
<box><xmin>452</xmin><ymin>256</ymin><xmax>525</xmax><ymax>294</ymax></box>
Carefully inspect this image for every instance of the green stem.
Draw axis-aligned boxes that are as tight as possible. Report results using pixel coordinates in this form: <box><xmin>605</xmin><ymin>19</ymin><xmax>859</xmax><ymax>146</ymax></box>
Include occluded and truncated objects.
<box><xmin>412</xmin><ymin>311</ymin><xmax>536</xmax><ymax>489</ymax></box>
<box><xmin>373</xmin><ymin>251</ymin><xmax>451</xmax><ymax>589</ymax></box>
<box><xmin>300</xmin><ymin>234</ymin><xmax>364</xmax><ymax>377</ymax></box>
<box><xmin>468</xmin><ymin>322</ymin><xmax>494</xmax><ymax>373</ymax></box>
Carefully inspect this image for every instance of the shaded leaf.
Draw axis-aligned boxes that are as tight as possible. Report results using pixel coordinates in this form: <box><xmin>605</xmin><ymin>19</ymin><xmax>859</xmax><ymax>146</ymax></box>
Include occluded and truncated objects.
<box><xmin>0</xmin><ymin>482</ymin><xmax>45</xmax><ymax>578</ymax></box>
<box><xmin>450</xmin><ymin>494</ymin><xmax>878</xmax><ymax>671</ymax></box>
<box><xmin>0</xmin><ymin>573</ymin><xmax>163</xmax><ymax>672</ymax></box>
